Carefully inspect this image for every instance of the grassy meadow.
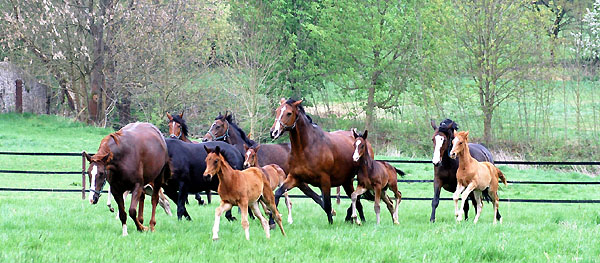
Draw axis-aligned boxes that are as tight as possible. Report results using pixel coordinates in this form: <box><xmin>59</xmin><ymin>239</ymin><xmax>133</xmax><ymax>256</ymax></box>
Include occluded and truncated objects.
<box><xmin>1</xmin><ymin>113</ymin><xmax>600</xmax><ymax>262</ymax></box>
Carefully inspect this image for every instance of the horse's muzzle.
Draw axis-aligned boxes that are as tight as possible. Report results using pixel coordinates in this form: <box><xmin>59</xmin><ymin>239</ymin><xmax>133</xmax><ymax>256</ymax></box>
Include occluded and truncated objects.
<box><xmin>90</xmin><ymin>194</ymin><xmax>100</xmax><ymax>205</ymax></box>
<box><xmin>449</xmin><ymin>153</ymin><xmax>457</xmax><ymax>159</ymax></box>
<box><xmin>202</xmin><ymin>138</ymin><xmax>208</xmax><ymax>142</ymax></box>
<box><xmin>270</xmin><ymin>129</ymin><xmax>280</xmax><ymax>140</ymax></box>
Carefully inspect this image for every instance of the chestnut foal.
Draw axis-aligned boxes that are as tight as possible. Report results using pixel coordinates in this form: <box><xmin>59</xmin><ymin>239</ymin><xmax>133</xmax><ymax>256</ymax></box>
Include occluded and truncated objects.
<box><xmin>350</xmin><ymin>129</ymin><xmax>404</xmax><ymax>225</ymax></box>
<box><xmin>204</xmin><ymin>145</ymin><xmax>286</xmax><ymax>240</ymax></box>
<box><xmin>449</xmin><ymin>131</ymin><xmax>507</xmax><ymax>224</ymax></box>
<box><xmin>243</xmin><ymin>144</ymin><xmax>293</xmax><ymax>225</ymax></box>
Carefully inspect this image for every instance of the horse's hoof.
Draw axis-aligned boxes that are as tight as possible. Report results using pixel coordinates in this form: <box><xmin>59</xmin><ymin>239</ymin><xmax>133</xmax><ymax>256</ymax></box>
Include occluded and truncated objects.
<box><xmin>269</xmin><ymin>224</ymin><xmax>276</xmax><ymax>230</ymax></box>
<box><xmin>212</xmin><ymin>237</ymin><xmax>219</xmax><ymax>241</ymax></box>
<box><xmin>331</xmin><ymin>209</ymin><xmax>337</xmax><ymax>216</ymax></box>
<box><xmin>108</xmin><ymin>206</ymin><xmax>115</xmax><ymax>213</ymax></box>
<box><xmin>140</xmin><ymin>226</ymin><xmax>149</xmax><ymax>232</ymax></box>
<box><xmin>287</xmin><ymin>219</ymin><xmax>293</xmax><ymax>225</ymax></box>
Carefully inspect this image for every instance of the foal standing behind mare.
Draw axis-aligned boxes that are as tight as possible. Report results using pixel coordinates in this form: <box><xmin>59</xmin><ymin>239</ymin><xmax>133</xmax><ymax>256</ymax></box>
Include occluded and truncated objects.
<box><xmin>243</xmin><ymin>144</ymin><xmax>293</xmax><ymax>225</ymax></box>
<box><xmin>204</xmin><ymin>146</ymin><xmax>286</xmax><ymax>240</ymax></box>
<box><xmin>450</xmin><ymin>131</ymin><xmax>507</xmax><ymax>224</ymax></box>
<box><xmin>85</xmin><ymin>122</ymin><xmax>170</xmax><ymax>236</ymax></box>
<box><xmin>350</xmin><ymin>129</ymin><xmax>404</xmax><ymax>225</ymax></box>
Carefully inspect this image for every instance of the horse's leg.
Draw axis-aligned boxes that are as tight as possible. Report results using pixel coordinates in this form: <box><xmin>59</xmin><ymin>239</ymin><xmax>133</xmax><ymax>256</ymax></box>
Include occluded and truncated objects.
<box><xmin>351</xmin><ymin>186</ymin><xmax>368</xmax><ymax>225</ymax></box>
<box><xmin>212</xmin><ymin>201</ymin><xmax>232</xmax><ymax>241</ymax></box>
<box><xmin>149</xmin><ymin>184</ymin><xmax>161</xmax><ymax>231</ymax></box>
<box><xmin>284</xmin><ymin>191</ymin><xmax>293</xmax><ymax>224</ymax></box>
<box><xmin>137</xmin><ymin>193</ymin><xmax>145</xmax><ymax>225</ymax></box>
<box><xmin>207</xmin><ymin>190</ymin><xmax>212</xmax><ymax>204</ymax></box>
<box><xmin>373</xmin><ymin>186</ymin><xmax>382</xmax><ymax>225</ymax></box>
<box><xmin>453</xmin><ymin>183</ymin><xmax>466</xmax><ymax>219</ymax></box>
<box><xmin>472</xmin><ymin>191</ymin><xmax>483</xmax><ymax>224</ymax></box>
<box><xmin>320</xmin><ymin>179</ymin><xmax>333</xmax><ymax>224</ymax></box>
<box><xmin>381</xmin><ymin>193</ymin><xmax>395</xmax><ymax>224</ymax></box>
<box><xmin>158</xmin><ymin>189</ymin><xmax>172</xmax><ymax>216</ymax></box>
<box><xmin>430</xmin><ymin>178</ymin><xmax>442</xmax><ymax>223</ymax></box>
<box><xmin>240</xmin><ymin>201</ymin><xmax>250</xmax><ymax>240</ymax></box>
<box><xmin>107</xmin><ymin>184</ymin><xmax>114</xmax><ymax>213</ymax></box>
<box><xmin>250</xmin><ymin>201</ymin><xmax>270</xmax><ymax>238</ymax></box>
<box><xmin>389</xmin><ymin>182</ymin><xmax>402</xmax><ymax>224</ymax></box>
<box><xmin>272</xmin><ymin>176</ymin><xmax>300</xmax><ymax>226</ymax></box>
<box><xmin>457</xmin><ymin>182</ymin><xmax>476</xmax><ymax>222</ymax></box>
<box><xmin>261</xmin><ymin>188</ymin><xmax>286</xmax><ymax>237</ymax></box>
<box><xmin>177</xmin><ymin>181</ymin><xmax>191</xmax><ymax>221</ymax></box>
<box><xmin>343</xmin><ymin>181</ymin><xmax>365</xmax><ymax>222</ymax></box>
<box><xmin>464</xmin><ymin>192</ymin><xmax>476</xmax><ymax>221</ymax></box>
<box><xmin>112</xmin><ymin>189</ymin><xmax>128</xmax><ymax>236</ymax></box>
<box><xmin>491</xmin><ymin>190</ymin><xmax>501</xmax><ymax>225</ymax></box>
<box><xmin>336</xmin><ymin>186</ymin><xmax>341</xmax><ymax>205</ymax></box>
<box><xmin>128</xmin><ymin>184</ymin><xmax>148</xmax><ymax>231</ymax></box>
<box><xmin>195</xmin><ymin>193</ymin><xmax>204</xmax><ymax>205</ymax></box>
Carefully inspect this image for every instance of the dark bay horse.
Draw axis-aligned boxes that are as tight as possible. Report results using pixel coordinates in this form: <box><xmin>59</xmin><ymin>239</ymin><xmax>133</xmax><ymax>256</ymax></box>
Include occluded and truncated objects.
<box><xmin>162</xmin><ymin>138</ymin><xmax>243</xmax><ymax>221</ymax></box>
<box><xmin>201</xmin><ymin>112</ymin><xmax>327</xmax><ymax>212</ymax></box>
<box><xmin>270</xmin><ymin>98</ymin><xmax>374</xmax><ymax>224</ymax></box>
<box><xmin>429</xmin><ymin>119</ymin><xmax>501</xmax><ymax>222</ymax></box>
<box><xmin>85</xmin><ymin>122</ymin><xmax>170</xmax><ymax>236</ymax></box>
<box><xmin>166</xmin><ymin>111</ymin><xmax>212</xmax><ymax>205</ymax></box>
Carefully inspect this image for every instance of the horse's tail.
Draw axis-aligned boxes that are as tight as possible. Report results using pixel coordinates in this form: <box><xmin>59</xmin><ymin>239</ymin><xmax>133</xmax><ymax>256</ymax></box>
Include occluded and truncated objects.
<box><xmin>394</xmin><ymin>167</ymin><xmax>406</xmax><ymax>178</ymax></box>
<box><xmin>496</xmin><ymin>167</ymin><xmax>508</xmax><ymax>186</ymax></box>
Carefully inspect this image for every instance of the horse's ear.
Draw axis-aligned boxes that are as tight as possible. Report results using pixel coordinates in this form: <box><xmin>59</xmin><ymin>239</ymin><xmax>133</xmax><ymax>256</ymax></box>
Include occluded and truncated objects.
<box><xmin>167</xmin><ymin>112</ymin><xmax>173</xmax><ymax>121</ymax></box>
<box><xmin>83</xmin><ymin>151</ymin><xmax>92</xmax><ymax>163</ymax></box>
<box><xmin>430</xmin><ymin>119</ymin><xmax>437</xmax><ymax>130</ymax></box>
<box><xmin>465</xmin><ymin>131</ymin><xmax>469</xmax><ymax>137</ymax></box>
<box><xmin>179</xmin><ymin>110</ymin><xmax>184</xmax><ymax>119</ymax></box>
<box><xmin>255</xmin><ymin>145</ymin><xmax>261</xmax><ymax>152</ymax></box>
<box><xmin>204</xmin><ymin>145</ymin><xmax>211</xmax><ymax>153</ymax></box>
<box><xmin>215</xmin><ymin>146</ymin><xmax>221</xmax><ymax>156</ymax></box>
<box><xmin>244</xmin><ymin>144</ymin><xmax>249</xmax><ymax>152</ymax></box>
<box><xmin>363</xmin><ymin>130</ymin><xmax>368</xmax><ymax>140</ymax></box>
<box><xmin>451</xmin><ymin>121</ymin><xmax>458</xmax><ymax>131</ymax></box>
<box><xmin>100</xmin><ymin>154</ymin><xmax>110</xmax><ymax>164</ymax></box>
<box><xmin>292</xmin><ymin>99</ymin><xmax>303</xmax><ymax>107</ymax></box>
<box><xmin>352</xmin><ymin>128</ymin><xmax>359</xmax><ymax>138</ymax></box>
<box><xmin>280</xmin><ymin>98</ymin><xmax>287</xmax><ymax>105</ymax></box>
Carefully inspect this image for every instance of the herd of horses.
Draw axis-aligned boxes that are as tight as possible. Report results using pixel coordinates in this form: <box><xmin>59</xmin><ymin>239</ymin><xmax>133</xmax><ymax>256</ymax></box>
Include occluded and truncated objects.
<box><xmin>84</xmin><ymin>98</ymin><xmax>507</xmax><ymax>239</ymax></box>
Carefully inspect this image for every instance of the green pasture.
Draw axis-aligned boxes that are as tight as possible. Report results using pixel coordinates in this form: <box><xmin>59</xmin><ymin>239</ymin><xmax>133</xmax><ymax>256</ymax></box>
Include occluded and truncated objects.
<box><xmin>1</xmin><ymin>113</ymin><xmax>600</xmax><ymax>262</ymax></box>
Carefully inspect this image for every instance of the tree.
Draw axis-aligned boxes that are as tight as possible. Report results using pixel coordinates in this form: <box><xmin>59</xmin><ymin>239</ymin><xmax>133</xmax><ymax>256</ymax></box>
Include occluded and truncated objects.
<box><xmin>452</xmin><ymin>0</ymin><xmax>549</xmax><ymax>144</ymax></box>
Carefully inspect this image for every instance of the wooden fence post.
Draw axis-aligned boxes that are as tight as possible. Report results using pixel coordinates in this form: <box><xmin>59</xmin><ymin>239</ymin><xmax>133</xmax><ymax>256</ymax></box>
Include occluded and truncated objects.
<box><xmin>82</xmin><ymin>152</ymin><xmax>86</xmax><ymax>200</ymax></box>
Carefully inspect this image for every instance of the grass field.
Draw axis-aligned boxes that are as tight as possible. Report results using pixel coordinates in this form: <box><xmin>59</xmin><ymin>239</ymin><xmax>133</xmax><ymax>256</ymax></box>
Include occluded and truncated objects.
<box><xmin>1</xmin><ymin>113</ymin><xmax>600</xmax><ymax>262</ymax></box>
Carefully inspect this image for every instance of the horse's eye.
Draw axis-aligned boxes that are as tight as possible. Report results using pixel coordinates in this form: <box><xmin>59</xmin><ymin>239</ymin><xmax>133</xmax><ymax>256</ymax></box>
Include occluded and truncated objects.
<box><xmin>214</xmin><ymin>160</ymin><xmax>217</xmax><ymax>164</ymax></box>
<box><xmin>287</xmin><ymin>112</ymin><xmax>292</xmax><ymax>116</ymax></box>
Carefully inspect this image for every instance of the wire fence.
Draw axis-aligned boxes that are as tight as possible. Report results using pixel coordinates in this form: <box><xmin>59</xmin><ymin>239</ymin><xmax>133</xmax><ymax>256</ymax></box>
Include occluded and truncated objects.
<box><xmin>1</xmin><ymin>151</ymin><xmax>599</xmax><ymax>203</ymax></box>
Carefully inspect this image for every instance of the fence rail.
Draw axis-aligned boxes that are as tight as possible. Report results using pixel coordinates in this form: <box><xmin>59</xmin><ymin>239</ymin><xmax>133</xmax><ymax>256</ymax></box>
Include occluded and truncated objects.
<box><xmin>1</xmin><ymin>151</ymin><xmax>598</xmax><ymax>204</ymax></box>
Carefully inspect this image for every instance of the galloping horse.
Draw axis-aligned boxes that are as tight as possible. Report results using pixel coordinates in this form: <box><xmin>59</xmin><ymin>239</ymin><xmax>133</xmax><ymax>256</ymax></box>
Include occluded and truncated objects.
<box><xmin>85</xmin><ymin>122</ymin><xmax>170</xmax><ymax>236</ymax></box>
<box><xmin>350</xmin><ymin>129</ymin><xmax>404</xmax><ymax>225</ymax></box>
<box><xmin>204</xmin><ymin>145</ymin><xmax>286</xmax><ymax>240</ymax></box>
<box><xmin>450</xmin><ymin>131</ymin><xmax>507</xmax><ymax>224</ymax></box>
<box><xmin>166</xmin><ymin>111</ymin><xmax>210</xmax><ymax>205</ymax></box>
<box><xmin>243</xmin><ymin>144</ymin><xmax>293</xmax><ymax>224</ymax></box>
<box><xmin>202</xmin><ymin>112</ymin><xmax>327</xmax><ymax>212</ymax></box>
<box><xmin>270</xmin><ymin>98</ymin><xmax>373</xmax><ymax>224</ymax></box>
<box><xmin>429</xmin><ymin>119</ymin><xmax>500</xmax><ymax>222</ymax></box>
<box><xmin>162</xmin><ymin>138</ymin><xmax>243</xmax><ymax>221</ymax></box>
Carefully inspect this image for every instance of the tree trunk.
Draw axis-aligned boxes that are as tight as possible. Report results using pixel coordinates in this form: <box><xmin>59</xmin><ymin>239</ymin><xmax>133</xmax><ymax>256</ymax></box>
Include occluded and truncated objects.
<box><xmin>366</xmin><ymin>84</ymin><xmax>375</xmax><ymax>132</ymax></box>
<box><xmin>483</xmin><ymin>108</ymin><xmax>493</xmax><ymax>145</ymax></box>
<box><xmin>88</xmin><ymin>0</ymin><xmax>111</xmax><ymax>124</ymax></box>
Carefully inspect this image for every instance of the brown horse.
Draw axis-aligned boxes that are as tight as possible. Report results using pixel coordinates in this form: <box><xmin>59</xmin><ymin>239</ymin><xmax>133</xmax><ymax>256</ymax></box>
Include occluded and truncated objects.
<box><xmin>270</xmin><ymin>98</ymin><xmax>373</xmax><ymax>224</ymax></box>
<box><xmin>167</xmin><ymin>111</ymin><xmax>197</xmax><ymax>143</ymax></box>
<box><xmin>84</xmin><ymin>122</ymin><xmax>170</xmax><ymax>236</ymax></box>
<box><xmin>204</xmin><ymin>145</ymin><xmax>286</xmax><ymax>240</ymax></box>
<box><xmin>450</xmin><ymin>131</ymin><xmax>507</xmax><ymax>224</ymax></box>
<box><xmin>350</xmin><ymin>129</ymin><xmax>404</xmax><ymax>225</ymax></box>
<box><xmin>243</xmin><ymin>144</ymin><xmax>293</xmax><ymax>224</ymax></box>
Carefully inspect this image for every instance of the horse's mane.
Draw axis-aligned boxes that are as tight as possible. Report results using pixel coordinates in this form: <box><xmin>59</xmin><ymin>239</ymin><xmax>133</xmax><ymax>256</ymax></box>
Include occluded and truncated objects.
<box><xmin>285</xmin><ymin>98</ymin><xmax>316</xmax><ymax>125</ymax></box>
<box><xmin>92</xmin><ymin>132</ymin><xmax>121</xmax><ymax>163</ymax></box>
<box><xmin>171</xmin><ymin>115</ymin><xmax>189</xmax><ymax>137</ymax></box>
<box><xmin>215</xmin><ymin>113</ymin><xmax>256</xmax><ymax>146</ymax></box>
<box><xmin>438</xmin><ymin>118</ymin><xmax>458</xmax><ymax>138</ymax></box>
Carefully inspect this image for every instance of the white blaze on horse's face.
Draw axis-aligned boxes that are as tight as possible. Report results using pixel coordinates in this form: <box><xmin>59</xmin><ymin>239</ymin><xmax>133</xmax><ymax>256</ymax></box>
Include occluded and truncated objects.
<box><xmin>450</xmin><ymin>137</ymin><xmax>459</xmax><ymax>159</ymax></box>
<box><xmin>271</xmin><ymin>105</ymin><xmax>287</xmax><ymax>139</ymax></box>
<box><xmin>353</xmin><ymin>140</ymin><xmax>362</xmax><ymax>162</ymax></box>
<box><xmin>89</xmin><ymin>165</ymin><xmax>97</xmax><ymax>204</ymax></box>
<box><xmin>244</xmin><ymin>150</ymin><xmax>252</xmax><ymax>168</ymax></box>
<box><xmin>432</xmin><ymin>135</ymin><xmax>445</xmax><ymax>165</ymax></box>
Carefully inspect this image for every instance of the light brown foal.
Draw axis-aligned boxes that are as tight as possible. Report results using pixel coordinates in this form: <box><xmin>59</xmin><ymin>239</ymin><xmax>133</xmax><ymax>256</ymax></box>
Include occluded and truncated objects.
<box><xmin>204</xmin><ymin>145</ymin><xmax>286</xmax><ymax>240</ymax></box>
<box><xmin>449</xmin><ymin>131</ymin><xmax>507</xmax><ymax>224</ymax></box>
<box><xmin>350</xmin><ymin>129</ymin><xmax>403</xmax><ymax>225</ymax></box>
<box><xmin>243</xmin><ymin>144</ymin><xmax>293</xmax><ymax>224</ymax></box>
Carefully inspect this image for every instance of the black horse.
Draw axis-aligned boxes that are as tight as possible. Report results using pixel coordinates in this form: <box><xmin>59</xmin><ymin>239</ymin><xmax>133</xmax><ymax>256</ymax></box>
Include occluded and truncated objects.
<box><xmin>430</xmin><ymin>119</ymin><xmax>501</xmax><ymax>222</ymax></box>
<box><xmin>163</xmin><ymin>138</ymin><xmax>244</xmax><ymax>221</ymax></box>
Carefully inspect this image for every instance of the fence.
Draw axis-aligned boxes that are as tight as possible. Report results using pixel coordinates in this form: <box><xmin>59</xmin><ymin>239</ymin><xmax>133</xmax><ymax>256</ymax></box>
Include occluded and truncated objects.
<box><xmin>1</xmin><ymin>151</ymin><xmax>599</xmax><ymax>203</ymax></box>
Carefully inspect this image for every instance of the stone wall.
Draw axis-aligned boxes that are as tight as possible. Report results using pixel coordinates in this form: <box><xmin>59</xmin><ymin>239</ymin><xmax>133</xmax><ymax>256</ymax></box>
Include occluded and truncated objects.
<box><xmin>0</xmin><ymin>62</ymin><xmax>48</xmax><ymax>114</ymax></box>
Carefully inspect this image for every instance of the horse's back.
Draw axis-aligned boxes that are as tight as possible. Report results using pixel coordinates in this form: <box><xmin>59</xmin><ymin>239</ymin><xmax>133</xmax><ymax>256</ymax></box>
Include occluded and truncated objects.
<box><xmin>257</xmin><ymin>143</ymin><xmax>291</xmax><ymax>173</ymax></box>
<box><xmin>468</xmin><ymin>143</ymin><xmax>493</xmax><ymax>163</ymax></box>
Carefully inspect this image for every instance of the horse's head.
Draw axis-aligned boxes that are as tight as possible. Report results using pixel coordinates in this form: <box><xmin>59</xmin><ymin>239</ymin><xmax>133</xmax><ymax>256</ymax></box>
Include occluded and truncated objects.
<box><xmin>202</xmin><ymin>112</ymin><xmax>231</xmax><ymax>142</ymax></box>
<box><xmin>450</xmin><ymin>131</ymin><xmax>469</xmax><ymax>159</ymax></box>
<box><xmin>243</xmin><ymin>144</ymin><xmax>260</xmax><ymax>169</ymax></box>
<box><xmin>431</xmin><ymin>119</ymin><xmax>458</xmax><ymax>166</ymax></box>
<box><xmin>84</xmin><ymin>151</ymin><xmax>110</xmax><ymax>205</ymax></box>
<box><xmin>203</xmin><ymin>145</ymin><xmax>223</xmax><ymax>179</ymax></box>
<box><xmin>271</xmin><ymin>98</ymin><xmax>303</xmax><ymax>139</ymax></box>
<box><xmin>352</xmin><ymin>128</ymin><xmax>368</xmax><ymax>162</ymax></box>
<box><xmin>167</xmin><ymin>111</ymin><xmax>188</xmax><ymax>140</ymax></box>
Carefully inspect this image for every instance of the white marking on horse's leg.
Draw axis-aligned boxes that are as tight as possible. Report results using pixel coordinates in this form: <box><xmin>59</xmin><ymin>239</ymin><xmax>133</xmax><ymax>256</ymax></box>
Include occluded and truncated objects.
<box><xmin>473</xmin><ymin>191</ymin><xmax>483</xmax><ymax>224</ymax></box>
<box><xmin>284</xmin><ymin>192</ymin><xmax>293</xmax><ymax>224</ymax></box>
<box><xmin>122</xmin><ymin>224</ymin><xmax>128</xmax><ymax>236</ymax></box>
<box><xmin>351</xmin><ymin>187</ymin><xmax>368</xmax><ymax>225</ymax></box>
<box><xmin>213</xmin><ymin>202</ymin><xmax>232</xmax><ymax>241</ymax></box>
<box><xmin>453</xmin><ymin>183</ymin><xmax>465</xmax><ymax>218</ymax></box>
<box><xmin>457</xmin><ymin>183</ymin><xmax>476</xmax><ymax>222</ymax></box>
<box><xmin>432</xmin><ymin>135</ymin><xmax>444</xmax><ymax>165</ymax></box>
<box><xmin>106</xmin><ymin>184</ymin><xmax>112</xmax><ymax>207</ymax></box>
<box><xmin>251</xmin><ymin>202</ymin><xmax>270</xmax><ymax>239</ymax></box>
<box><xmin>89</xmin><ymin>165</ymin><xmax>97</xmax><ymax>204</ymax></box>
<box><xmin>353</xmin><ymin>140</ymin><xmax>362</xmax><ymax>162</ymax></box>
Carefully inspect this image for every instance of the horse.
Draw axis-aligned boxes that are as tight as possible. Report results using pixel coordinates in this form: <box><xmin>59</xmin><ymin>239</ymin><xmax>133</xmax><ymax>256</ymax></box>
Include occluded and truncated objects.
<box><xmin>429</xmin><ymin>119</ymin><xmax>501</xmax><ymax>223</ymax></box>
<box><xmin>350</xmin><ymin>129</ymin><xmax>404</xmax><ymax>225</ymax></box>
<box><xmin>84</xmin><ymin>122</ymin><xmax>170</xmax><ymax>236</ymax></box>
<box><xmin>201</xmin><ymin>111</ymin><xmax>328</xmax><ymax>214</ymax></box>
<box><xmin>450</xmin><ymin>131</ymin><xmax>507</xmax><ymax>224</ymax></box>
<box><xmin>162</xmin><ymin>138</ymin><xmax>243</xmax><ymax>221</ymax></box>
<box><xmin>204</xmin><ymin>145</ymin><xmax>286</xmax><ymax>240</ymax></box>
<box><xmin>270</xmin><ymin>98</ymin><xmax>374</xmax><ymax>224</ymax></box>
<box><xmin>106</xmin><ymin>184</ymin><xmax>172</xmax><ymax>217</ymax></box>
<box><xmin>166</xmin><ymin>111</ymin><xmax>209</xmax><ymax>205</ymax></box>
<box><xmin>243</xmin><ymin>144</ymin><xmax>293</xmax><ymax>225</ymax></box>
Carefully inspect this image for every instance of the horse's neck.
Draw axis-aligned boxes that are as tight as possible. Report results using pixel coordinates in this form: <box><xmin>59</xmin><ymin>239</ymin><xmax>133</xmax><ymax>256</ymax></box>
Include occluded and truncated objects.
<box><xmin>216</xmin><ymin>158</ymin><xmax>237</xmax><ymax>185</ymax></box>
<box><xmin>226</xmin><ymin>128</ymin><xmax>246</xmax><ymax>150</ymax></box>
<box><xmin>457</xmin><ymin>146</ymin><xmax>475</xmax><ymax>168</ymax></box>
<box><xmin>358</xmin><ymin>154</ymin><xmax>373</xmax><ymax>177</ymax></box>
<box><xmin>289</xmin><ymin>114</ymin><xmax>319</xmax><ymax>154</ymax></box>
<box><xmin>181</xmin><ymin>135</ymin><xmax>193</xmax><ymax>143</ymax></box>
